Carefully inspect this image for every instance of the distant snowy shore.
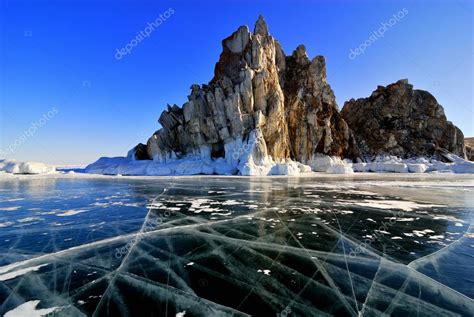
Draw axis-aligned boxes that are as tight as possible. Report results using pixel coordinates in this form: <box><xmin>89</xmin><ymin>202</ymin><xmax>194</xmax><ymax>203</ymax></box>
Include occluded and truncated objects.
<box><xmin>0</xmin><ymin>159</ymin><xmax>56</xmax><ymax>175</ymax></box>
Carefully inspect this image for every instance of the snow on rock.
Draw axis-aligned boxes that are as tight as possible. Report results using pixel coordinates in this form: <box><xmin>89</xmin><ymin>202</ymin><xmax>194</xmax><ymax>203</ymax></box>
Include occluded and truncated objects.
<box><xmin>407</xmin><ymin>163</ymin><xmax>429</xmax><ymax>173</ymax></box>
<box><xmin>0</xmin><ymin>159</ymin><xmax>56</xmax><ymax>175</ymax></box>
<box><xmin>352</xmin><ymin>155</ymin><xmax>474</xmax><ymax>174</ymax></box>
<box><xmin>85</xmin><ymin>151</ymin><xmax>474</xmax><ymax>176</ymax></box>
<box><xmin>85</xmin><ymin>156</ymin><xmax>237</xmax><ymax>176</ymax></box>
<box><xmin>85</xmin><ymin>135</ymin><xmax>474</xmax><ymax>176</ymax></box>
<box><xmin>352</xmin><ymin>163</ymin><xmax>367</xmax><ymax>172</ymax></box>
<box><xmin>86</xmin><ymin>129</ymin><xmax>314</xmax><ymax>176</ymax></box>
<box><xmin>306</xmin><ymin>155</ymin><xmax>354</xmax><ymax>174</ymax></box>
<box><xmin>306</xmin><ymin>155</ymin><xmax>341</xmax><ymax>172</ymax></box>
<box><xmin>326</xmin><ymin>164</ymin><xmax>354</xmax><ymax>174</ymax></box>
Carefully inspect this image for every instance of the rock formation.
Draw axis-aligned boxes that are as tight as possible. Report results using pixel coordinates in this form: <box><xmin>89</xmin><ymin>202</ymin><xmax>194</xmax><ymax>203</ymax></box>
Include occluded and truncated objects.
<box><xmin>341</xmin><ymin>79</ymin><xmax>466</xmax><ymax>159</ymax></box>
<box><xmin>86</xmin><ymin>16</ymin><xmax>470</xmax><ymax>176</ymax></box>
<box><xmin>133</xmin><ymin>143</ymin><xmax>151</xmax><ymax>160</ymax></box>
<box><xmin>283</xmin><ymin>45</ymin><xmax>358</xmax><ymax>161</ymax></box>
<box><xmin>465</xmin><ymin>138</ymin><xmax>474</xmax><ymax>161</ymax></box>
<box><xmin>143</xmin><ymin>16</ymin><xmax>356</xmax><ymax>174</ymax></box>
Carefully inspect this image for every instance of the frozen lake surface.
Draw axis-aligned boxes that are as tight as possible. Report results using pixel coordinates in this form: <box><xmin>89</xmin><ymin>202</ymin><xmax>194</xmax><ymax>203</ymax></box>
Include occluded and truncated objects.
<box><xmin>0</xmin><ymin>174</ymin><xmax>473</xmax><ymax>316</ymax></box>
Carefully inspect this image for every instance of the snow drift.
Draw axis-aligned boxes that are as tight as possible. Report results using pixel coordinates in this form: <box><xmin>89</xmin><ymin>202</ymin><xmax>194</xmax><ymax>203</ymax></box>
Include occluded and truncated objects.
<box><xmin>0</xmin><ymin>160</ymin><xmax>56</xmax><ymax>175</ymax></box>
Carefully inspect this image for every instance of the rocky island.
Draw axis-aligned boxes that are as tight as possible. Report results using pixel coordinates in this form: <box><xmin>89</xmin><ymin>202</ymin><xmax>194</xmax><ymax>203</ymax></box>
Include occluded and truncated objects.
<box><xmin>86</xmin><ymin>16</ymin><xmax>473</xmax><ymax>176</ymax></box>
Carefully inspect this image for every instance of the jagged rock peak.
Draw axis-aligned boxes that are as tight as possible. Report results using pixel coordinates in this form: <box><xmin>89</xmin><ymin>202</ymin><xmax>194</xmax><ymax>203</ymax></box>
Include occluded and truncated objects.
<box><xmin>292</xmin><ymin>44</ymin><xmax>310</xmax><ymax>65</ymax></box>
<box><xmin>223</xmin><ymin>25</ymin><xmax>251</xmax><ymax>54</ymax></box>
<box><xmin>140</xmin><ymin>16</ymin><xmax>360</xmax><ymax>174</ymax></box>
<box><xmin>254</xmin><ymin>15</ymin><xmax>269</xmax><ymax>36</ymax></box>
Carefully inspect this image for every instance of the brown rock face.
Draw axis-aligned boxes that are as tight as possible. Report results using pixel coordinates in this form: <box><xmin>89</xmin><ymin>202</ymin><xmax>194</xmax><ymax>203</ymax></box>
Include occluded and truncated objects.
<box><xmin>143</xmin><ymin>16</ymin><xmax>356</xmax><ymax>164</ymax></box>
<box><xmin>133</xmin><ymin>143</ymin><xmax>151</xmax><ymax>160</ymax></box>
<box><xmin>465</xmin><ymin>138</ymin><xmax>474</xmax><ymax>161</ymax></box>
<box><xmin>341</xmin><ymin>80</ymin><xmax>466</xmax><ymax>159</ymax></box>
<box><xmin>283</xmin><ymin>45</ymin><xmax>358</xmax><ymax>161</ymax></box>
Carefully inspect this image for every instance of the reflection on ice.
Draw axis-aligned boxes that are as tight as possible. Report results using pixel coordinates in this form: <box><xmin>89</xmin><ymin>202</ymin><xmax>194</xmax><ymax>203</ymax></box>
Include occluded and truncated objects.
<box><xmin>0</xmin><ymin>174</ymin><xmax>473</xmax><ymax>316</ymax></box>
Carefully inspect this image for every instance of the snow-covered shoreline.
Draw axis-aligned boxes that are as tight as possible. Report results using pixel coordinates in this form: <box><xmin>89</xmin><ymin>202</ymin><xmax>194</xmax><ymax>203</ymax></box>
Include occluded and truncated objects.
<box><xmin>83</xmin><ymin>153</ymin><xmax>474</xmax><ymax>177</ymax></box>
<box><xmin>2</xmin><ymin>147</ymin><xmax>474</xmax><ymax>178</ymax></box>
<box><xmin>83</xmin><ymin>129</ymin><xmax>474</xmax><ymax>177</ymax></box>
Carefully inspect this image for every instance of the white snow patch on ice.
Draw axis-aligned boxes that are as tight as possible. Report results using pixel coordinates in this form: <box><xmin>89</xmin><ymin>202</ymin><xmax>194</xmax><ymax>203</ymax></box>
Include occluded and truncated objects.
<box><xmin>56</xmin><ymin>209</ymin><xmax>89</xmax><ymax>217</ymax></box>
<box><xmin>221</xmin><ymin>200</ymin><xmax>242</xmax><ymax>206</ymax></box>
<box><xmin>189</xmin><ymin>199</ymin><xmax>213</xmax><ymax>212</ymax></box>
<box><xmin>412</xmin><ymin>229</ymin><xmax>435</xmax><ymax>237</ymax></box>
<box><xmin>0</xmin><ymin>222</ymin><xmax>14</xmax><ymax>228</ymax></box>
<box><xmin>350</xmin><ymin>200</ymin><xmax>441</xmax><ymax>211</ymax></box>
<box><xmin>17</xmin><ymin>217</ymin><xmax>41</xmax><ymax>223</ymax></box>
<box><xmin>211</xmin><ymin>212</ymin><xmax>232</xmax><ymax>216</ymax></box>
<box><xmin>396</xmin><ymin>218</ymin><xmax>416</xmax><ymax>222</ymax></box>
<box><xmin>0</xmin><ymin>264</ymin><xmax>48</xmax><ymax>281</ymax></box>
<box><xmin>4</xmin><ymin>300</ymin><xmax>62</xmax><ymax>317</ymax></box>
<box><xmin>0</xmin><ymin>206</ymin><xmax>22</xmax><ymax>211</ymax></box>
<box><xmin>339</xmin><ymin>210</ymin><xmax>354</xmax><ymax>214</ymax></box>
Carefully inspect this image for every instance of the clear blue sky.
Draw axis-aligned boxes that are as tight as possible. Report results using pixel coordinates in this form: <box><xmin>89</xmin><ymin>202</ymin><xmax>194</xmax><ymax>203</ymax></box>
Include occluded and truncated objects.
<box><xmin>1</xmin><ymin>0</ymin><xmax>472</xmax><ymax>165</ymax></box>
